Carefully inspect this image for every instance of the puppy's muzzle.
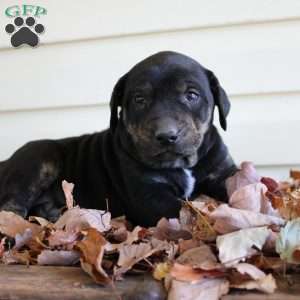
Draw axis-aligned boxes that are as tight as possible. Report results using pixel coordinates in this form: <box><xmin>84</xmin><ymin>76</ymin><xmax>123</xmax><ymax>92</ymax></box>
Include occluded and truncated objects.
<box><xmin>154</xmin><ymin>118</ymin><xmax>180</xmax><ymax>146</ymax></box>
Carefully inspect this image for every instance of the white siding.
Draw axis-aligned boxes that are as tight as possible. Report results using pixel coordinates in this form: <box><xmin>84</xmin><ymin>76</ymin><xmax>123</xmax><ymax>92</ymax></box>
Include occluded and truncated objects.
<box><xmin>0</xmin><ymin>0</ymin><xmax>300</xmax><ymax>179</ymax></box>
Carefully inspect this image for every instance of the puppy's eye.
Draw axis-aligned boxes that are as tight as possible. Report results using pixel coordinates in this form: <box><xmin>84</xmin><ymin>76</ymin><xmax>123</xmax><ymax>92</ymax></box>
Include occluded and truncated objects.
<box><xmin>185</xmin><ymin>90</ymin><xmax>200</xmax><ymax>102</ymax></box>
<box><xmin>134</xmin><ymin>95</ymin><xmax>146</xmax><ymax>105</ymax></box>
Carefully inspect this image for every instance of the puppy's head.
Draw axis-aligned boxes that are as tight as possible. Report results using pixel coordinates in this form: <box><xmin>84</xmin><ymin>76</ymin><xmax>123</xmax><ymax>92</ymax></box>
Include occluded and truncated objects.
<box><xmin>110</xmin><ymin>51</ymin><xmax>230</xmax><ymax>169</ymax></box>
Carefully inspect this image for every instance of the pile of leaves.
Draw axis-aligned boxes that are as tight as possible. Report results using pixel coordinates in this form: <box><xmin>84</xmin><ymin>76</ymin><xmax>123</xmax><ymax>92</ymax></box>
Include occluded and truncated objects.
<box><xmin>1</xmin><ymin>162</ymin><xmax>300</xmax><ymax>300</ymax></box>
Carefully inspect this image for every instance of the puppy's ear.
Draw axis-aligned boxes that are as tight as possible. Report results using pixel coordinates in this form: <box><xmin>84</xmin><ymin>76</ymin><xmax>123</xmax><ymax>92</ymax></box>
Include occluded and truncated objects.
<box><xmin>109</xmin><ymin>73</ymin><xmax>128</xmax><ymax>131</ymax></box>
<box><xmin>206</xmin><ymin>69</ymin><xmax>230</xmax><ymax>131</ymax></box>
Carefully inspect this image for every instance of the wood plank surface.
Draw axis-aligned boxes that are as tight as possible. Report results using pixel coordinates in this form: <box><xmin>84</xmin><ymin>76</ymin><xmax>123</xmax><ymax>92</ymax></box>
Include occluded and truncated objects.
<box><xmin>0</xmin><ymin>265</ymin><xmax>299</xmax><ymax>300</ymax></box>
<box><xmin>0</xmin><ymin>265</ymin><xmax>165</xmax><ymax>300</ymax></box>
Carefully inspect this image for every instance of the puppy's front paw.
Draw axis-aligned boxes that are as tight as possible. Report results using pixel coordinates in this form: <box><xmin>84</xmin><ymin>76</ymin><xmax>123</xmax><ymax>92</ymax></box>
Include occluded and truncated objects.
<box><xmin>0</xmin><ymin>201</ymin><xmax>28</xmax><ymax>218</ymax></box>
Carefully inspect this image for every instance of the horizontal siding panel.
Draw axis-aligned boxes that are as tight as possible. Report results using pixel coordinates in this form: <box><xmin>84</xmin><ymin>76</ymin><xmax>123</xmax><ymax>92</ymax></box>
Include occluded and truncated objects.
<box><xmin>220</xmin><ymin>92</ymin><xmax>300</xmax><ymax>166</ymax></box>
<box><xmin>0</xmin><ymin>0</ymin><xmax>300</xmax><ymax>48</ymax></box>
<box><xmin>0</xmin><ymin>105</ymin><xmax>110</xmax><ymax>161</ymax></box>
<box><xmin>1</xmin><ymin>20</ymin><xmax>300</xmax><ymax>111</ymax></box>
<box><xmin>256</xmin><ymin>165</ymin><xmax>300</xmax><ymax>181</ymax></box>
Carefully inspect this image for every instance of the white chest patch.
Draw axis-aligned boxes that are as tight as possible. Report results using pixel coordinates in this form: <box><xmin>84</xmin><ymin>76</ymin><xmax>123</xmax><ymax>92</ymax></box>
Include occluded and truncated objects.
<box><xmin>183</xmin><ymin>169</ymin><xmax>195</xmax><ymax>199</ymax></box>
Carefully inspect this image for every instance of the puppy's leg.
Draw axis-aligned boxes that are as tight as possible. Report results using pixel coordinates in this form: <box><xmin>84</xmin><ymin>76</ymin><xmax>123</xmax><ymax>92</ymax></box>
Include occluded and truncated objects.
<box><xmin>0</xmin><ymin>141</ymin><xmax>63</xmax><ymax>218</ymax></box>
<box><xmin>30</xmin><ymin>181</ymin><xmax>65</xmax><ymax>222</ymax></box>
<box><xmin>200</xmin><ymin>155</ymin><xmax>238</xmax><ymax>201</ymax></box>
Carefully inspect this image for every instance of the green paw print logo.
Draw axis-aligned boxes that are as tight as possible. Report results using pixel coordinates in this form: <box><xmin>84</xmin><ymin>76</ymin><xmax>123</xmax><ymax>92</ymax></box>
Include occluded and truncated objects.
<box><xmin>4</xmin><ymin>4</ymin><xmax>47</xmax><ymax>48</ymax></box>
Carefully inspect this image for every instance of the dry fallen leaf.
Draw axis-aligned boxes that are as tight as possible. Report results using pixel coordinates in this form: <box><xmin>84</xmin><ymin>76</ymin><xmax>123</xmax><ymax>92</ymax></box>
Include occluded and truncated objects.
<box><xmin>47</xmin><ymin>229</ymin><xmax>80</xmax><ymax>248</ymax></box>
<box><xmin>14</xmin><ymin>228</ymin><xmax>33</xmax><ymax>250</ymax></box>
<box><xmin>248</xmin><ymin>255</ymin><xmax>286</xmax><ymax>271</ymax></box>
<box><xmin>2</xmin><ymin>249</ymin><xmax>32</xmax><ymax>265</ymax></box>
<box><xmin>170</xmin><ymin>263</ymin><xmax>224</xmax><ymax>283</ymax></box>
<box><xmin>28</xmin><ymin>216</ymin><xmax>52</xmax><ymax>227</ymax></box>
<box><xmin>276</xmin><ymin>218</ymin><xmax>300</xmax><ymax>263</ymax></box>
<box><xmin>0</xmin><ymin>211</ymin><xmax>42</xmax><ymax>237</ymax></box>
<box><xmin>105</xmin><ymin>226</ymin><xmax>144</xmax><ymax>252</ymax></box>
<box><xmin>0</xmin><ymin>238</ymin><xmax>6</xmax><ymax>258</ymax></box>
<box><xmin>62</xmin><ymin>180</ymin><xmax>75</xmax><ymax>209</ymax></box>
<box><xmin>234</xmin><ymin>263</ymin><xmax>266</xmax><ymax>280</ymax></box>
<box><xmin>111</xmin><ymin>226</ymin><xmax>128</xmax><ymax>243</ymax></box>
<box><xmin>150</xmin><ymin>237</ymin><xmax>179</xmax><ymax>261</ymax></box>
<box><xmin>153</xmin><ymin>262</ymin><xmax>171</xmax><ymax>281</ymax></box>
<box><xmin>153</xmin><ymin>218</ymin><xmax>192</xmax><ymax>241</ymax></box>
<box><xmin>217</xmin><ymin>227</ymin><xmax>270</xmax><ymax>266</ymax></box>
<box><xmin>182</xmin><ymin>201</ymin><xmax>217</xmax><ymax>241</ymax></box>
<box><xmin>37</xmin><ymin>250</ymin><xmax>80</xmax><ymax>265</ymax></box>
<box><xmin>167</xmin><ymin>278</ymin><xmax>229</xmax><ymax>300</ymax></box>
<box><xmin>0</xmin><ymin>163</ymin><xmax>293</xmax><ymax>298</ymax></box>
<box><xmin>261</xmin><ymin>177</ymin><xmax>279</xmax><ymax>193</ymax></box>
<box><xmin>114</xmin><ymin>242</ymin><xmax>154</xmax><ymax>277</ymax></box>
<box><xmin>55</xmin><ymin>207</ymin><xmax>111</xmax><ymax>233</ymax></box>
<box><xmin>178</xmin><ymin>239</ymin><xmax>203</xmax><ymax>254</ymax></box>
<box><xmin>74</xmin><ymin>228</ymin><xmax>110</xmax><ymax>284</ymax></box>
<box><xmin>210</xmin><ymin>204</ymin><xmax>284</xmax><ymax>234</ymax></box>
<box><xmin>230</xmin><ymin>272</ymin><xmax>277</xmax><ymax>294</ymax></box>
<box><xmin>176</xmin><ymin>245</ymin><xmax>220</xmax><ymax>270</ymax></box>
<box><xmin>226</xmin><ymin>161</ymin><xmax>261</xmax><ymax>198</ymax></box>
<box><xmin>229</xmin><ymin>183</ymin><xmax>267</xmax><ymax>212</ymax></box>
<box><xmin>290</xmin><ymin>170</ymin><xmax>300</xmax><ymax>180</ymax></box>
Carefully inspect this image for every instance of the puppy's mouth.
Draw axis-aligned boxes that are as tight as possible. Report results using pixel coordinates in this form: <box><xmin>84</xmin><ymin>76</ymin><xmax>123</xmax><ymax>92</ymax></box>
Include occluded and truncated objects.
<box><xmin>147</xmin><ymin>149</ymin><xmax>197</xmax><ymax>169</ymax></box>
<box><xmin>153</xmin><ymin>150</ymin><xmax>186</xmax><ymax>160</ymax></box>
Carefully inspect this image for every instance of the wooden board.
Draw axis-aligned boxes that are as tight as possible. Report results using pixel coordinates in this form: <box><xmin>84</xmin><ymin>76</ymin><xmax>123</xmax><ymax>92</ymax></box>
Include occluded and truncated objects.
<box><xmin>0</xmin><ymin>265</ymin><xmax>299</xmax><ymax>300</ymax></box>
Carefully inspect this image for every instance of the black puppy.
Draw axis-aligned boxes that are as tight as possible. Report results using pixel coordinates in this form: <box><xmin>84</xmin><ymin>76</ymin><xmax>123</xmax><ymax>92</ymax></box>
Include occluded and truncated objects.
<box><xmin>0</xmin><ymin>51</ymin><xmax>237</xmax><ymax>226</ymax></box>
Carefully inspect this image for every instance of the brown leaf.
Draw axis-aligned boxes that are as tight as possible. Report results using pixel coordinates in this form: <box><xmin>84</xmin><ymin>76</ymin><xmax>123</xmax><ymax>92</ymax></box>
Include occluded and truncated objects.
<box><xmin>261</xmin><ymin>177</ymin><xmax>278</xmax><ymax>192</ymax></box>
<box><xmin>229</xmin><ymin>182</ymin><xmax>279</xmax><ymax>217</ymax></box>
<box><xmin>231</xmin><ymin>264</ymin><xmax>278</xmax><ymax>293</ymax></box>
<box><xmin>217</xmin><ymin>227</ymin><xmax>271</xmax><ymax>266</ymax></box>
<box><xmin>111</xmin><ymin>227</ymin><xmax>128</xmax><ymax>243</ymax></box>
<box><xmin>248</xmin><ymin>255</ymin><xmax>286</xmax><ymax>271</ymax></box>
<box><xmin>263</xmin><ymin>230</ymin><xmax>279</xmax><ymax>251</ymax></box>
<box><xmin>292</xmin><ymin>246</ymin><xmax>300</xmax><ymax>263</ymax></box>
<box><xmin>226</xmin><ymin>161</ymin><xmax>261</xmax><ymax>198</ymax></box>
<box><xmin>37</xmin><ymin>250</ymin><xmax>80</xmax><ymax>265</ymax></box>
<box><xmin>268</xmin><ymin>192</ymin><xmax>285</xmax><ymax>210</ymax></box>
<box><xmin>48</xmin><ymin>229</ymin><xmax>80</xmax><ymax>248</ymax></box>
<box><xmin>181</xmin><ymin>202</ymin><xmax>216</xmax><ymax>241</ymax></box>
<box><xmin>153</xmin><ymin>218</ymin><xmax>192</xmax><ymax>241</ymax></box>
<box><xmin>62</xmin><ymin>180</ymin><xmax>75</xmax><ymax>209</ymax></box>
<box><xmin>229</xmin><ymin>183</ymin><xmax>266</xmax><ymax>212</ymax></box>
<box><xmin>54</xmin><ymin>207</ymin><xmax>111</xmax><ymax>233</ymax></box>
<box><xmin>150</xmin><ymin>238</ymin><xmax>179</xmax><ymax>260</ymax></box>
<box><xmin>74</xmin><ymin>228</ymin><xmax>110</xmax><ymax>284</ymax></box>
<box><xmin>170</xmin><ymin>263</ymin><xmax>224</xmax><ymax>283</ymax></box>
<box><xmin>0</xmin><ymin>238</ymin><xmax>6</xmax><ymax>258</ymax></box>
<box><xmin>290</xmin><ymin>170</ymin><xmax>300</xmax><ymax>180</ymax></box>
<box><xmin>14</xmin><ymin>228</ymin><xmax>33</xmax><ymax>250</ymax></box>
<box><xmin>178</xmin><ymin>239</ymin><xmax>203</xmax><ymax>254</ymax></box>
<box><xmin>114</xmin><ymin>243</ymin><xmax>154</xmax><ymax>277</ymax></box>
<box><xmin>0</xmin><ymin>211</ymin><xmax>42</xmax><ymax>238</ymax></box>
<box><xmin>268</xmin><ymin>186</ymin><xmax>300</xmax><ymax>219</ymax></box>
<box><xmin>105</xmin><ymin>226</ymin><xmax>144</xmax><ymax>252</ymax></box>
<box><xmin>168</xmin><ymin>278</ymin><xmax>229</xmax><ymax>300</ymax></box>
<box><xmin>2</xmin><ymin>249</ymin><xmax>32</xmax><ymax>265</ymax></box>
<box><xmin>210</xmin><ymin>204</ymin><xmax>284</xmax><ymax>234</ymax></box>
<box><xmin>176</xmin><ymin>245</ymin><xmax>220</xmax><ymax>270</ymax></box>
<box><xmin>28</xmin><ymin>216</ymin><xmax>52</xmax><ymax>227</ymax></box>
<box><xmin>234</xmin><ymin>263</ymin><xmax>266</xmax><ymax>280</ymax></box>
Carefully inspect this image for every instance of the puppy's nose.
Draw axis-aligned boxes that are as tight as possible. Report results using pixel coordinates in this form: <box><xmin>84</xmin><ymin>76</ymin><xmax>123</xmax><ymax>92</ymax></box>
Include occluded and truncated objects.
<box><xmin>155</xmin><ymin>130</ymin><xmax>179</xmax><ymax>145</ymax></box>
